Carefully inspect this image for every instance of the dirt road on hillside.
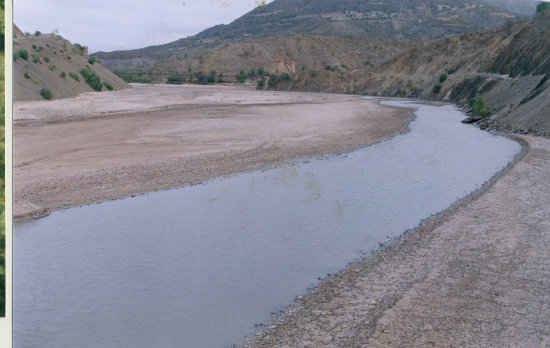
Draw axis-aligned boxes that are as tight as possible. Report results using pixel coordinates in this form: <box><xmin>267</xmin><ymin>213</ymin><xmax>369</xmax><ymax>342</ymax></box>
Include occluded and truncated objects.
<box><xmin>245</xmin><ymin>134</ymin><xmax>550</xmax><ymax>347</ymax></box>
<box><xmin>13</xmin><ymin>84</ymin><xmax>409</xmax><ymax>218</ymax></box>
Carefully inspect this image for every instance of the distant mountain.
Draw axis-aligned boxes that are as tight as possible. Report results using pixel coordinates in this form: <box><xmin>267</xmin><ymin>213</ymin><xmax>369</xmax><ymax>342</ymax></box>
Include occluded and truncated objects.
<box><xmin>95</xmin><ymin>0</ymin><xmax>527</xmax><ymax>72</ymax></box>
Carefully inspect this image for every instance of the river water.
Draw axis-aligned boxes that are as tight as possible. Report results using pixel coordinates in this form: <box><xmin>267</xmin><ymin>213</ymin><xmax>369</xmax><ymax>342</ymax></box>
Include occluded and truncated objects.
<box><xmin>14</xmin><ymin>101</ymin><xmax>521</xmax><ymax>347</ymax></box>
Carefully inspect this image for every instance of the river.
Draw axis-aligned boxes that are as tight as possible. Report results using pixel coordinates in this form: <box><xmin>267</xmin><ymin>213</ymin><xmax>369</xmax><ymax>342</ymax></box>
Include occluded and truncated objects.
<box><xmin>13</xmin><ymin>100</ymin><xmax>521</xmax><ymax>347</ymax></box>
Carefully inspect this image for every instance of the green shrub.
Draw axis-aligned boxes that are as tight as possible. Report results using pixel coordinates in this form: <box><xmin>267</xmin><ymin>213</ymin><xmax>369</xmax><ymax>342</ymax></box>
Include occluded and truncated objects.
<box><xmin>364</xmin><ymin>60</ymin><xmax>374</xmax><ymax>67</ymax></box>
<box><xmin>48</xmin><ymin>64</ymin><xmax>56</xmax><ymax>72</ymax></box>
<box><xmin>40</xmin><ymin>88</ymin><xmax>53</xmax><ymax>100</ymax></box>
<box><xmin>324</xmin><ymin>65</ymin><xmax>334</xmax><ymax>71</ymax></box>
<box><xmin>88</xmin><ymin>56</ymin><xmax>96</xmax><ymax>65</ymax></box>
<box><xmin>18</xmin><ymin>49</ymin><xmax>29</xmax><ymax>60</ymax></box>
<box><xmin>248</xmin><ymin>69</ymin><xmax>256</xmax><ymax>78</ymax></box>
<box><xmin>24</xmin><ymin>71</ymin><xmax>30</xmax><ymax>79</ymax></box>
<box><xmin>195</xmin><ymin>71</ymin><xmax>207</xmax><ymax>84</ymax></box>
<box><xmin>32</xmin><ymin>44</ymin><xmax>37</xmax><ymax>50</ymax></box>
<box><xmin>72</xmin><ymin>43</ymin><xmax>86</xmax><ymax>56</ymax></box>
<box><xmin>60</xmin><ymin>71</ymin><xmax>66</xmax><ymax>78</ymax></box>
<box><xmin>257</xmin><ymin>78</ymin><xmax>265</xmax><ymax>88</ymax></box>
<box><xmin>69</xmin><ymin>72</ymin><xmax>80</xmax><ymax>82</ymax></box>
<box><xmin>257</xmin><ymin>67</ymin><xmax>265</xmax><ymax>76</ymax></box>
<box><xmin>469</xmin><ymin>97</ymin><xmax>490</xmax><ymax>117</ymax></box>
<box><xmin>34</xmin><ymin>31</ymin><xmax>41</xmax><ymax>36</ymax></box>
<box><xmin>31</xmin><ymin>54</ymin><xmax>40</xmax><ymax>63</ymax></box>
<box><xmin>207</xmin><ymin>74</ymin><xmax>215</xmax><ymax>83</ymax></box>
<box><xmin>103</xmin><ymin>81</ymin><xmax>113</xmax><ymax>90</ymax></box>
<box><xmin>167</xmin><ymin>75</ymin><xmax>184</xmax><ymax>84</ymax></box>
<box><xmin>13</xmin><ymin>52</ymin><xmax>17</xmax><ymax>61</ymax></box>
<box><xmin>447</xmin><ymin>67</ymin><xmax>457</xmax><ymax>75</ymax></box>
<box><xmin>536</xmin><ymin>1</ymin><xmax>550</xmax><ymax>14</ymax></box>
<box><xmin>279</xmin><ymin>72</ymin><xmax>291</xmax><ymax>81</ymax></box>
<box><xmin>80</xmin><ymin>67</ymin><xmax>103</xmax><ymax>91</ymax></box>
<box><xmin>439</xmin><ymin>73</ymin><xmax>448</xmax><ymax>83</ymax></box>
<box><xmin>310</xmin><ymin>70</ymin><xmax>317</xmax><ymax>77</ymax></box>
<box><xmin>43</xmin><ymin>56</ymin><xmax>50</xmax><ymax>62</ymax></box>
<box><xmin>216</xmin><ymin>73</ymin><xmax>224</xmax><ymax>83</ymax></box>
<box><xmin>341</xmin><ymin>64</ymin><xmax>348</xmax><ymax>69</ymax></box>
<box><xmin>236</xmin><ymin>70</ymin><xmax>247</xmax><ymax>83</ymax></box>
<box><xmin>432</xmin><ymin>83</ymin><xmax>442</xmax><ymax>94</ymax></box>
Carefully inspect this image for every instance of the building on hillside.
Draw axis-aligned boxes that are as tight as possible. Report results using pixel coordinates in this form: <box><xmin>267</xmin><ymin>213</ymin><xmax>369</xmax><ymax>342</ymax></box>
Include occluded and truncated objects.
<box><xmin>272</xmin><ymin>56</ymin><xmax>296</xmax><ymax>75</ymax></box>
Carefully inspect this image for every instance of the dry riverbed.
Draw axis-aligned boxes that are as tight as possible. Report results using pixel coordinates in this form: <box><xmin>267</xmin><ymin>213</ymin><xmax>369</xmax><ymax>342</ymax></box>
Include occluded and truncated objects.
<box><xmin>243</xmin><ymin>134</ymin><xmax>550</xmax><ymax>347</ymax></box>
<box><xmin>13</xmin><ymin>84</ymin><xmax>409</xmax><ymax>218</ymax></box>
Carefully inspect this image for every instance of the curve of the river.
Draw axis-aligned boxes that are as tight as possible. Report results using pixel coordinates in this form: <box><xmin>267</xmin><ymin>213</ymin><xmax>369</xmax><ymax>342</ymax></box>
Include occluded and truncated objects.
<box><xmin>14</xmin><ymin>100</ymin><xmax>521</xmax><ymax>347</ymax></box>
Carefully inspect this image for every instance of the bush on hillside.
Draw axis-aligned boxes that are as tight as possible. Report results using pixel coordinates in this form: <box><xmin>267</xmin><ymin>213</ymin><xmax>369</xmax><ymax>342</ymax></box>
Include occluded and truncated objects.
<box><xmin>18</xmin><ymin>49</ymin><xmax>29</xmax><ymax>60</ymax></box>
<box><xmin>103</xmin><ymin>81</ymin><xmax>113</xmax><ymax>90</ymax></box>
<box><xmin>167</xmin><ymin>75</ymin><xmax>184</xmax><ymax>84</ymax></box>
<box><xmin>432</xmin><ymin>83</ymin><xmax>442</xmax><ymax>94</ymax></box>
<box><xmin>257</xmin><ymin>67</ymin><xmax>265</xmax><ymax>76</ymax></box>
<box><xmin>310</xmin><ymin>70</ymin><xmax>317</xmax><ymax>77</ymax></box>
<box><xmin>536</xmin><ymin>1</ymin><xmax>550</xmax><ymax>14</ymax></box>
<box><xmin>40</xmin><ymin>87</ymin><xmax>53</xmax><ymax>100</ymax></box>
<box><xmin>34</xmin><ymin>31</ymin><xmax>41</xmax><ymax>36</ymax></box>
<box><xmin>43</xmin><ymin>56</ymin><xmax>50</xmax><ymax>62</ymax></box>
<box><xmin>279</xmin><ymin>72</ymin><xmax>291</xmax><ymax>81</ymax></box>
<box><xmin>80</xmin><ymin>67</ymin><xmax>103</xmax><ymax>91</ymax></box>
<box><xmin>48</xmin><ymin>64</ymin><xmax>55</xmax><ymax>71</ymax></box>
<box><xmin>469</xmin><ymin>97</ymin><xmax>490</xmax><ymax>117</ymax></box>
<box><xmin>88</xmin><ymin>56</ymin><xmax>96</xmax><ymax>65</ymax></box>
<box><xmin>439</xmin><ymin>73</ymin><xmax>448</xmax><ymax>83</ymax></box>
<box><xmin>60</xmin><ymin>71</ymin><xmax>66</xmax><ymax>78</ymax></box>
<box><xmin>236</xmin><ymin>70</ymin><xmax>247</xmax><ymax>83</ymax></box>
<box><xmin>69</xmin><ymin>72</ymin><xmax>80</xmax><ymax>82</ymax></box>
<box><xmin>364</xmin><ymin>60</ymin><xmax>374</xmax><ymax>67</ymax></box>
<box><xmin>31</xmin><ymin>54</ymin><xmax>40</xmax><ymax>63</ymax></box>
<box><xmin>24</xmin><ymin>71</ymin><xmax>30</xmax><ymax>79</ymax></box>
<box><xmin>216</xmin><ymin>73</ymin><xmax>224</xmax><ymax>83</ymax></box>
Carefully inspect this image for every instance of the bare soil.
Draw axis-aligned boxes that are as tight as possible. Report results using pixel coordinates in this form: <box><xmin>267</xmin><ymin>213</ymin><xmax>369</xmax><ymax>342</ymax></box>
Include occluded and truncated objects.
<box><xmin>13</xmin><ymin>84</ymin><xmax>409</xmax><ymax>219</ymax></box>
<box><xmin>243</xmin><ymin>134</ymin><xmax>550</xmax><ymax>347</ymax></box>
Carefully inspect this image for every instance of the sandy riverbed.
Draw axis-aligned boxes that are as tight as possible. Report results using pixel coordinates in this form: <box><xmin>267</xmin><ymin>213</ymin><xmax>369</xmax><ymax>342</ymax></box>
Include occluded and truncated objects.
<box><xmin>245</xmin><ymin>134</ymin><xmax>550</xmax><ymax>347</ymax></box>
<box><xmin>13</xmin><ymin>84</ymin><xmax>409</xmax><ymax>218</ymax></box>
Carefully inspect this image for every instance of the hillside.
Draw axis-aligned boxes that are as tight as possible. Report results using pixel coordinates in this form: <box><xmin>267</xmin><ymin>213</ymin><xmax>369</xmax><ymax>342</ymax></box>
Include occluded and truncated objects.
<box><xmin>269</xmin><ymin>11</ymin><xmax>550</xmax><ymax>135</ymax></box>
<box><xmin>94</xmin><ymin>0</ymin><xmax>524</xmax><ymax>72</ymax></box>
<box><xmin>13</xmin><ymin>27</ymin><xmax>130</xmax><ymax>101</ymax></box>
<box><xmin>147</xmin><ymin>35</ymin><xmax>424</xmax><ymax>81</ymax></box>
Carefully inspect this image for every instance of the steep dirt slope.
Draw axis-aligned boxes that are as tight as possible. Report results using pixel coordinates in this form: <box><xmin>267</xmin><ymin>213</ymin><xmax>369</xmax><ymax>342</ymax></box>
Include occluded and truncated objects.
<box><xmin>13</xmin><ymin>27</ymin><xmax>129</xmax><ymax>101</ymax></box>
<box><xmin>271</xmin><ymin>12</ymin><xmax>550</xmax><ymax>135</ymax></box>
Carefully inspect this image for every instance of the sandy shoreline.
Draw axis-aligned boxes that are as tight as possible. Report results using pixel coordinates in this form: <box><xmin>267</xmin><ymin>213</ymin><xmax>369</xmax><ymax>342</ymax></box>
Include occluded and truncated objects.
<box><xmin>244</xmin><ymin>134</ymin><xmax>550</xmax><ymax>347</ymax></box>
<box><xmin>13</xmin><ymin>85</ymin><xmax>410</xmax><ymax>219</ymax></box>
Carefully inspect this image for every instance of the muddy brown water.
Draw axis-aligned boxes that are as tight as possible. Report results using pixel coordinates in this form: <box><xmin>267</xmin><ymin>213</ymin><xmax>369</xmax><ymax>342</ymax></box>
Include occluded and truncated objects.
<box><xmin>14</xmin><ymin>101</ymin><xmax>521</xmax><ymax>347</ymax></box>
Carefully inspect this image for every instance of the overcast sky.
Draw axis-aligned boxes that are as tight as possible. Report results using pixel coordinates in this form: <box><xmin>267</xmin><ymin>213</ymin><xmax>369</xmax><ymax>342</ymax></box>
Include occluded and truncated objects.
<box><xmin>14</xmin><ymin>0</ymin><xmax>273</xmax><ymax>53</ymax></box>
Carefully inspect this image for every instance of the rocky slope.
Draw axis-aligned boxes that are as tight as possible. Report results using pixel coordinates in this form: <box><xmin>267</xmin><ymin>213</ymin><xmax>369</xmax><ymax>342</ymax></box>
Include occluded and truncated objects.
<box><xmin>94</xmin><ymin>0</ymin><xmax>525</xmax><ymax>72</ymax></box>
<box><xmin>13</xmin><ymin>26</ymin><xmax>129</xmax><ymax>101</ymax></box>
<box><xmin>269</xmin><ymin>11</ymin><xmax>550</xmax><ymax>135</ymax></box>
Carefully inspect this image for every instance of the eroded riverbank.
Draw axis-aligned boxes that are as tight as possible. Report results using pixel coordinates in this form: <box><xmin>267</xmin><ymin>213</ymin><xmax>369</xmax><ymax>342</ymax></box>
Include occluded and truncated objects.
<box><xmin>13</xmin><ymin>84</ymin><xmax>409</xmax><ymax>219</ymax></box>
<box><xmin>245</xmin><ymin>134</ymin><xmax>550</xmax><ymax>347</ymax></box>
